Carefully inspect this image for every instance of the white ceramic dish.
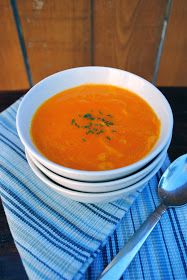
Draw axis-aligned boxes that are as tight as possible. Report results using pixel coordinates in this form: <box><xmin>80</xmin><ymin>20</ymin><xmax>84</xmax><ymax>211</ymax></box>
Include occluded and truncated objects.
<box><xmin>26</xmin><ymin>151</ymin><xmax>167</xmax><ymax>203</ymax></box>
<box><xmin>25</xmin><ymin>136</ymin><xmax>170</xmax><ymax>193</ymax></box>
<box><xmin>17</xmin><ymin>66</ymin><xmax>173</xmax><ymax>182</ymax></box>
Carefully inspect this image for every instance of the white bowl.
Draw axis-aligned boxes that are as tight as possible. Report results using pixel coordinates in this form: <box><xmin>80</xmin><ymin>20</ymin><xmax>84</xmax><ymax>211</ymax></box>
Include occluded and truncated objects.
<box><xmin>17</xmin><ymin>66</ymin><xmax>173</xmax><ymax>182</ymax></box>
<box><xmin>25</xmin><ymin>136</ymin><xmax>170</xmax><ymax>193</ymax></box>
<box><xmin>26</xmin><ymin>151</ymin><xmax>167</xmax><ymax>203</ymax></box>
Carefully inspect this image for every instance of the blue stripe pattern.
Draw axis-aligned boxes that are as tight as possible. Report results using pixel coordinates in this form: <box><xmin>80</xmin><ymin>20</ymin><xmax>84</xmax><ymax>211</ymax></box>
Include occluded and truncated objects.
<box><xmin>0</xmin><ymin>99</ymin><xmax>186</xmax><ymax>279</ymax></box>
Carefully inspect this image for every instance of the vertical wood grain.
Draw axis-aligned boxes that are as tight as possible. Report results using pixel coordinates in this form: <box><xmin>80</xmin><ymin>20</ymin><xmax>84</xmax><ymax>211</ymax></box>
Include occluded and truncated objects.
<box><xmin>158</xmin><ymin>0</ymin><xmax>187</xmax><ymax>86</ymax></box>
<box><xmin>93</xmin><ymin>0</ymin><xmax>168</xmax><ymax>81</ymax></box>
<box><xmin>0</xmin><ymin>1</ymin><xmax>29</xmax><ymax>90</ymax></box>
<box><xmin>17</xmin><ymin>0</ymin><xmax>91</xmax><ymax>84</ymax></box>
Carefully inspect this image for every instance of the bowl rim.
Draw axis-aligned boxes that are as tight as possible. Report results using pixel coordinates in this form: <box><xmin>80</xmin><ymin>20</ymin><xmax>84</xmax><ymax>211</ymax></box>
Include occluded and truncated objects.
<box><xmin>16</xmin><ymin>66</ymin><xmax>173</xmax><ymax>177</ymax></box>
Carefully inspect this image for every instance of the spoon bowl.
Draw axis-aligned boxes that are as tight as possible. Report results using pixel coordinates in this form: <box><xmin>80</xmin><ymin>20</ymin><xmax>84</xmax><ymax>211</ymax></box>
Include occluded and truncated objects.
<box><xmin>158</xmin><ymin>154</ymin><xmax>187</xmax><ymax>207</ymax></box>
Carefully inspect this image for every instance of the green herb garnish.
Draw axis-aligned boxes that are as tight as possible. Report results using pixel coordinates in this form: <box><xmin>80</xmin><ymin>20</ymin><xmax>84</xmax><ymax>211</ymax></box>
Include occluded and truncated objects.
<box><xmin>72</xmin><ymin>111</ymin><xmax>116</xmax><ymax>141</ymax></box>
<box><xmin>83</xmin><ymin>113</ymin><xmax>95</xmax><ymax>120</ymax></box>
<box><xmin>105</xmin><ymin>121</ymin><xmax>113</xmax><ymax>126</ymax></box>
<box><xmin>96</xmin><ymin>130</ymin><xmax>104</xmax><ymax>135</ymax></box>
<box><xmin>86</xmin><ymin>130</ymin><xmax>94</xmax><ymax>135</ymax></box>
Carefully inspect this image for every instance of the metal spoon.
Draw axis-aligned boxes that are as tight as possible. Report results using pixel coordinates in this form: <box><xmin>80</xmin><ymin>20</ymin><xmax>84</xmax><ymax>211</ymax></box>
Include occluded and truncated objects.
<box><xmin>98</xmin><ymin>154</ymin><xmax>187</xmax><ymax>280</ymax></box>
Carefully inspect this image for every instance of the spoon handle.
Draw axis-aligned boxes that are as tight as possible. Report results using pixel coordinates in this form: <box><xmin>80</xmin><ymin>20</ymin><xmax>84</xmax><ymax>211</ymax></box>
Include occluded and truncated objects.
<box><xmin>98</xmin><ymin>203</ymin><xmax>167</xmax><ymax>280</ymax></box>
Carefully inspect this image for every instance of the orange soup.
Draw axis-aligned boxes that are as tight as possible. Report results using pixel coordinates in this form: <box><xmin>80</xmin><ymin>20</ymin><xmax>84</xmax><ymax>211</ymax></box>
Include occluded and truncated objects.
<box><xmin>31</xmin><ymin>84</ymin><xmax>160</xmax><ymax>171</ymax></box>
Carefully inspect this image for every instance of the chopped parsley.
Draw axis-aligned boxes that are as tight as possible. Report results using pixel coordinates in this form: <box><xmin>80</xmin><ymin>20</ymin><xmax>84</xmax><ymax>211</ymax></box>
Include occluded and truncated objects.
<box><xmin>71</xmin><ymin>111</ymin><xmax>116</xmax><ymax>141</ymax></box>
<box><xmin>83</xmin><ymin>113</ymin><xmax>95</xmax><ymax>120</ymax></box>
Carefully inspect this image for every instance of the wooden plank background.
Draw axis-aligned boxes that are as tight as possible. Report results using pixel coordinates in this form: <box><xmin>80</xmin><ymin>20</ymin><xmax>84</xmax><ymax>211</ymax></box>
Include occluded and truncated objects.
<box><xmin>17</xmin><ymin>0</ymin><xmax>91</xmax><ymax>85</ymax></box>
<box><xmin>0</xmin><ymin>0</ymin><xmax>186</xmax><ymax>90</ymax></box>
<box><xmin>0</xmin><ymin>1</ymin><xmax>29</xmax><ymax>90</ymax></box>
<box><xmin>93</xmin><ymin>0</ymin><xmax>168</xmax><ymax>81</ymax></box>
<box><xmin>158</xmin><ymin>0</ymin><xmax>187</xmax><ymax>86</ymax></box>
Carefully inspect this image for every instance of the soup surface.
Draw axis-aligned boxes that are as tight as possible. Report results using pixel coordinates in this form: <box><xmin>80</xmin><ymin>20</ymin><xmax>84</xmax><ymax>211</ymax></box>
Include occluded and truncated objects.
<box><xmin>31</xmin><ymin>84</ymin><xmax>160</xmax><ymax>171</ymax></box>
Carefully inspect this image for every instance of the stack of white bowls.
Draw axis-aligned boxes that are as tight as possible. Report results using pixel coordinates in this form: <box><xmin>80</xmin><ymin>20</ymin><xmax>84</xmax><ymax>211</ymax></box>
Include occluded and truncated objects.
<box><xmin>16</xmin><ymin>67</ymin><xmax>173</xmax><ymax>203</ymax></box>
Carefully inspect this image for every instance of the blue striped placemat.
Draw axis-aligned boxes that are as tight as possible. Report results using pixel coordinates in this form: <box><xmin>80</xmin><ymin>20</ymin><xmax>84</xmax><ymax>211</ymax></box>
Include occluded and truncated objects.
<box><xmin>0</xmin><ymin>99</ymin><xmax>186</xmax><ymax>280</ymax></box>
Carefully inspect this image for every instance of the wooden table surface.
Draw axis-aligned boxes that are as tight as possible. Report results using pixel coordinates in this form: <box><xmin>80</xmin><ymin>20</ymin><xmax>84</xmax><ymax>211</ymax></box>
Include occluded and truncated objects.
<box><xmin>0</xmin><ymin>88</ymin><xmax>186</xmax><ymax>280</ymax></box>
